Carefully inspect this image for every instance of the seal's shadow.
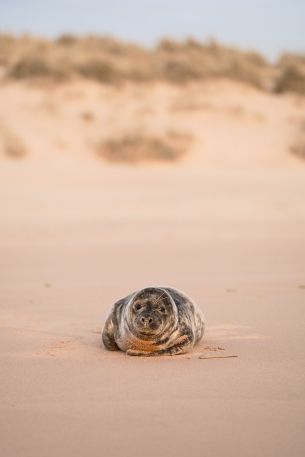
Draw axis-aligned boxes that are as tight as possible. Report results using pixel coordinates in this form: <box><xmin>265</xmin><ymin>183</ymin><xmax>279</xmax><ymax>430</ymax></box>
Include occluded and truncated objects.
<box><xmin>38</xmin><ymin>323</ymin><xmax>269</xmax><ymax>360</ymax></box>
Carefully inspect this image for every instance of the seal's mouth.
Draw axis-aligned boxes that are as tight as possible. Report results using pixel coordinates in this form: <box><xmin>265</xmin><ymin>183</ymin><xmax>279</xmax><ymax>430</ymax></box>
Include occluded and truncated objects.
<box><xmin>138</xmin><ymin>327</ymin><xmax>156</xmax><ymax>335</ymax></box>
<box><xmin>135</xmin><ymin>328</ymin><xmax>163</xmax><ymax>341</ymax></box>
<box><xmin>136</xmin><ymin>324</ymin><xmax>160</xmax><ymax>335</ymax></box>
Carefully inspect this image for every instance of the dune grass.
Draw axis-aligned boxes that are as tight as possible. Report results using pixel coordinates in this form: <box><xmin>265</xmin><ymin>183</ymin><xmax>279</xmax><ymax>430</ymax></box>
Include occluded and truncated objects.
<box><xmin>0</xmin><ymin>34</ymin><xmax>304</xmax><ymax>94</ymax></box>
<box><xmin>274</xmin><ymin>66</ymin><xmax>305</xmax><ymax>95</ymax></box>
<box><xmin>0</xmin><ymin>124</ymin><xmax>27</xmax><ymax>159</ymax></box>
<box><xmin>290</xmin><ymin>121</ymin><xmax>305</xmax><ymax>160</ymax></box>
<box><xmin>96</xmin><ymin>131</ymin><xmax>190</xmax><ymax>164</ymax></box>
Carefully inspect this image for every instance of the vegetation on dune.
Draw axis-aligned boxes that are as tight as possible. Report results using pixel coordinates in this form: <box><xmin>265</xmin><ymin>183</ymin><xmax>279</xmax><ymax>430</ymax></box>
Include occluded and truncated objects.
<box><xmin>96</xmin><ymin>131</ymin><xmax>190</xmax><ymax>164</ymax></box>
<box><xmin>7</xmin><ymin>56</ymin><xmax>69</xmax><ymax>80</ymax></box>
<box><xmin>0</xmin><ymin>124</ymin><xmax>27</xmax><ymax>159</ymax></box>
<box><xmin>290</xmin><ymin>121</ymin><xmax>305</xmax><ymax>160</ymax></box>
<box><xmin>0</xmin><ymin>34</ymin><xmax>304</xmax><ymax>94</ymax></box>
<box><xmin>76</xmin><ymin>59</ymin><xmax>119</xmax><ymax>83</ymax></box>
<box><xmin>274</xmin><ymin>55</ymin><xmax>305</xmax><ymax>95</ymax></box>
<box><xmin>155</xmin><ymin>39</ymin><xmax>270</xmax><ymax>88</ymax></box>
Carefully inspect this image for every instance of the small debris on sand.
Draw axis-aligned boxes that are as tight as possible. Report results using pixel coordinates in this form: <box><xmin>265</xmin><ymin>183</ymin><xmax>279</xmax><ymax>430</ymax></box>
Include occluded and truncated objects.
<box><xmin>199</xmin><ymin>355</ymin><xmax>238</xmax><ymax>360</ymax></box>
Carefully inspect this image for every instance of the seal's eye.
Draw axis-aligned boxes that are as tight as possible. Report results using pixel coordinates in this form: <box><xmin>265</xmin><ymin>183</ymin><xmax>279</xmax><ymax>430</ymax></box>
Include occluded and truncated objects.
<box><xmin>159</xmin><ymin>306</ymin><xmax>166</xmax><ymax>313</ymax></box>
<box><xmin>135</xmin><ymin>303</ymin><xmax>142</xmax><ymax>311</ymax></box>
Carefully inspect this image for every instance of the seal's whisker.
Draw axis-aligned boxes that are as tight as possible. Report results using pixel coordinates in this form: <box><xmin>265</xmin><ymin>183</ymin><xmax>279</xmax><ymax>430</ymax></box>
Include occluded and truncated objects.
<box><xmin>153</xmin><ymin>292</ymin><xmax>167</xmax><ymax>307</ymax></box>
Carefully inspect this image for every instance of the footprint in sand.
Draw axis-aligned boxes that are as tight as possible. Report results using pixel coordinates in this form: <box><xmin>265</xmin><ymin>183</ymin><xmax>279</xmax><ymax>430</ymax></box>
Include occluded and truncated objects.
<box><xmin>192</xmin><ymin>324</ymin><xmax>270</xmax><ymax>360</ymax></box>
<box><xmin>38</xmin><ymin>334</ymin><xmax>102</xmax><ymax>359</ymax></box>
<box><xmin>38</xmin><ymin>339</ymin><xmax>76</xmax><ymax>357</ymax></box>
<box><xmin>187</xmin><ymin>344</ymin><xmax>236</xmax><ymax>360</ymax></box>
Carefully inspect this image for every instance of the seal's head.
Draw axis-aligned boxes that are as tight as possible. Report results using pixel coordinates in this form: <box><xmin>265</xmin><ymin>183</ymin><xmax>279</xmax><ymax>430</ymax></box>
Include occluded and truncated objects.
<box><xmin>126</xmin><ymin>287</ymin><xmax>178</xmax><ymax>339</ymax></box>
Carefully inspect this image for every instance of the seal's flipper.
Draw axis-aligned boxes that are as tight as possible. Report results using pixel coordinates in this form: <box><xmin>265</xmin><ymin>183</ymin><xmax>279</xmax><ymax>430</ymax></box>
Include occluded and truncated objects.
<box><xmin>102</xmin><ymin>314</ymin><xmax>119</xmax><ymax>351</ymax></box>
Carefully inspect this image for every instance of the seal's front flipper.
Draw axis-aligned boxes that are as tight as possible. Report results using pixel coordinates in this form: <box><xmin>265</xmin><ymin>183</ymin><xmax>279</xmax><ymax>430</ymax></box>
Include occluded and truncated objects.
<box><xmin>126</xmin><ymin>336</ymin><xmax>192</xmax><ymax>357</ymax></box>
<box><xmin>127</xmin><ymin>345</ymin><xmax>189</xmax><ymax>356</ymax></box>
<box><xmin>166</xmin><ymin>345</ymin><xmax>190</xmax><ymax>356</ymax></box>
<box><xmin>156</xmin><ymin>334</ymin><xmax>192</xmax><ymax>356</ymax></box>
<box><xmin>102</xmin><ymin>315</ymin><xmax>119</xmax><ymax>351</ymax></box>
<box><xmin>126</xmin><ymin>349</ymin><xmax>155</xmax><ymax>357</ymax></box>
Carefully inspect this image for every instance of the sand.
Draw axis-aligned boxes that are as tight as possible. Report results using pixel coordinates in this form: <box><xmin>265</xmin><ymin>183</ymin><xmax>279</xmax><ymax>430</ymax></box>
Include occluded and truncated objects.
<box><xmin>0</xmin><ymin>80</ymin><xmax>305</xmax><ymax>457</ymax></box>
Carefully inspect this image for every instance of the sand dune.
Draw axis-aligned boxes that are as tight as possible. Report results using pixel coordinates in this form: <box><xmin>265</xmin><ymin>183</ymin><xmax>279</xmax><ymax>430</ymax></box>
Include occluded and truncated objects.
<box><xmin>0</xmin><ymin>79</ymin><xmax>305</xmax><ymax>457</ymax></box>
<box><xmin>0</xmin><ymin>79</ymin><xmax>304</xmax><ymax>167</ymax></box>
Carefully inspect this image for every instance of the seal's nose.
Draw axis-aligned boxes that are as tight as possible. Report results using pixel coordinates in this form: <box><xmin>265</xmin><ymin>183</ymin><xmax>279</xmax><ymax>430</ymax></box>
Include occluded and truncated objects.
<box><xmin>140</xmin><ymin>316</ymin><xmax>153</xmax><ymax>325</ymax></box>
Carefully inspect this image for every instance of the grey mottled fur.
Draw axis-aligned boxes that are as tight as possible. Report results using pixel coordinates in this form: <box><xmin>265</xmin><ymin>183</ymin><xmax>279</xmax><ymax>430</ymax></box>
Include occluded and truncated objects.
<box><xmin>102</xmin><ymin>286</ymin><xmax>205</xmax><ymax>356</ymax></box>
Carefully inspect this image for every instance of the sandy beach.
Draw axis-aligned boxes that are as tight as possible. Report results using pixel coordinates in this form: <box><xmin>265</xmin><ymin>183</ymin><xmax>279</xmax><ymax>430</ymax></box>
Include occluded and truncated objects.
<box><xmin>0</xmin><ymin>79</ymin><xmax>305</xmax><ymax>457</ymax></box>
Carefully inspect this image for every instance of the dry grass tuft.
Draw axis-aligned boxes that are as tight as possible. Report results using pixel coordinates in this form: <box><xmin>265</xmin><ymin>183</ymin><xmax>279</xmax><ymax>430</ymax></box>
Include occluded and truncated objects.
<box><xmin>0</xmin><ymin>124</ymin><xmax>27</xmax><ymax>159</ymax></box>
<box><xmin>274</xmin><ymin>54</ymin><xmax>305</xmax><ymax>95</ymax></box>
<box><xmin>96</xmin><ymin>131</ymin><xmax>190</xmax><ymax>164</ymax></box>
<box><xmin>8</xmin><ymin>56</ymin><xmax>69</xmax><ymax>80</ymax></box>
<box><xmin>55</xmin><ymin>34</ymin><xmax>78</xmax><ymax>46</ymax></box>
<box><xmin>76</xmin><ymin>59</ymin><xmax>119</xmax><ymax>83</ymax></box>
<box><xmin>274</xmin><ymin>66</ymin><xmax>305</xmax><ymax>95</ymax></box>
<box><xmin>290</xmin><ymin>121</ymin><xmax>305</xmax><ymax>160</ymax></box>
<box><xmin>81</xmin><ymin>111</ymin><xmax>95</xmax><ymax>122</ymax></box>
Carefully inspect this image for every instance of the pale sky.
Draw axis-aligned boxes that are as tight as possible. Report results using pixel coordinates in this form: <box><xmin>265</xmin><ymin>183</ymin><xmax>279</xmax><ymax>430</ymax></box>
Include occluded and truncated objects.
<box><xmin>0</xmin><ymin>0</ymin><xmax>305</xmax><ymax>60</ymax></box>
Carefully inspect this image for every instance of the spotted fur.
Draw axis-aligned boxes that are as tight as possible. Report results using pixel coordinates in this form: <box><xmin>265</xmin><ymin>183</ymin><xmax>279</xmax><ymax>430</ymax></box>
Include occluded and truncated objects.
<box><xmin>102</xmin><ymin>286</ymin><xmax>205</xmax><ymax>356</ymax></box>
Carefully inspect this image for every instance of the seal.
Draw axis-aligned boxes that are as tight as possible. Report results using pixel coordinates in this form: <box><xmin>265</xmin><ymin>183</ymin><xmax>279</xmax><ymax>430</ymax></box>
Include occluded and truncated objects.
<box><xmin>102</xmin><ymin>286</ymin><xmax>205</xmax><ymax>356</ymax></box>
